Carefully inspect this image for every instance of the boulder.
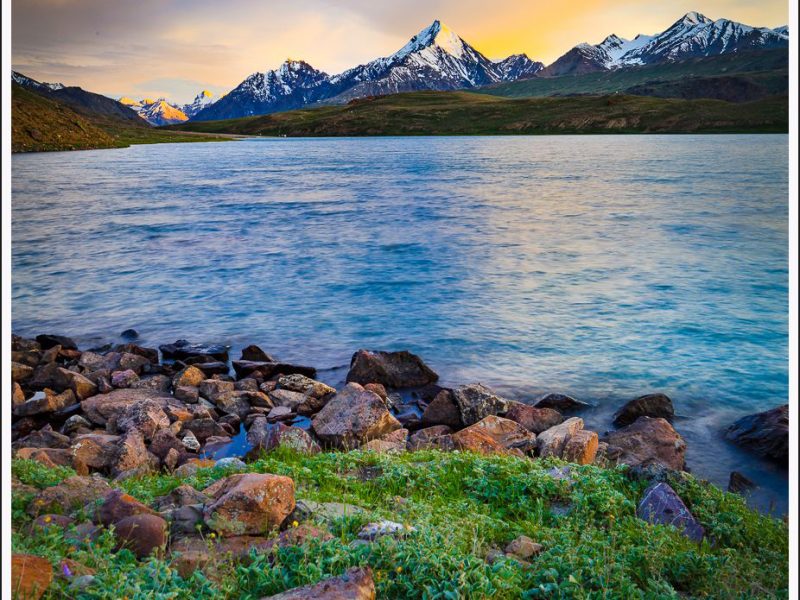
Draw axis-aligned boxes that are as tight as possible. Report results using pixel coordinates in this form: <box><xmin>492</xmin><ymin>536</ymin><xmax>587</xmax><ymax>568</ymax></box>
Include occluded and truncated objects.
<box><xmin>561</xmin><ymin>429</ymin><xmax>599</xmax><ymax>465</ymax></box>
<box><xmin>15</xmin><ymin>447</ymin><xmax>74</xmax><ymax>468</ymax></box>
<box><xmin>247</xmin><ymin>419</ymin><xmax>321</xmax><ymax>456</ymax></box>
<box><xmin>260</xmin><ymin>568</ymin><xmax>375</xmax><ymax>600</ymax></box>
<box><xmin>112</xmin><ymin>429</ymin><xmax>152</xmax><ymax>475</ymax></box>
<box><xmin>504</xmin><ymin>535</ymin><xmax>543</xmax><ymax>560</ymax></box>
<box><xmin>199</xmin><ymin>379</ymin><xmax>235</xmax><ymax>402</ymax></box>
<box><xmin>312</xmin><ymin>383</ymin><xmax>401</xmax><ymax>449</ymax></box>
<box><xmin>131</xmin><ymin>375</ymin><xmax>172</xmax><ymax>393</ymax></box>
<box><xmin>172</xmin><ymin>365</ymin><xmax>206</xmax><ymax>389</ymax></box>
<box><xmin>241</xmin><ymin>344</ymin><xmax>275</xmax><ymax>362</ymax></box>
<box><xmin>504</xmin><ymin>401</ymin><xmax>564</xmax><ymax>434</ymax></box>
<box><xmin>80</xmin><ymin>388</ymin><xmax>171</xmax><ymax>426</ymax></box>
<box><xmin>114</xmin><ymin>514</ymin><xmax>168</xmax><ymax>558</ymax></box>
<box><xmin>174</xmin><ymin>386</ymin><xmax>199</xmax><ymax>403</ymax></box>
<box><xmin>452</xmin><ymin>428</ymin><xmax>506</xmax><ymax>455</ymax></box>
<box><xmin>232</xmin><ymin>361</ymin><xmax>317</xmax><ymax>380</ymax></box>
<box><xmin>159</xmin><ymin>340</ymin><xmax>229</xmax><ymax>362</ymax></box>
<box><xmin>604</xmin><ymin>417</ymin><xmax>686</xmax><ymax>470</ymax></box>
<box><xmin>13</xmin><ymin>389</ymin><xmax>75</xmax><ymax>417</ymax></box>
<box><xmin>12</xmin><ymin>382</ymin><xmax>26</xmax><ymax>406</ymax></box>
<box><xmin>28</xmin><ymin>475</ymin><xmax>110</xmax><ymax>515</ymax></box>
<box><xmin>111</xmin><ymin>369</ymin><xmax>139</xmax><ymax>388</ymax></box>
<box><xmin>637</xmin><ymin>482</ymin><xmax>704</xmax><ymax>542</ymax></box>
<box><xmin>36</xmin><ymin>333</ymin><xmax>77</xmax><ymax>350</ymax></box>
<box><xmin>13</xmin><ymin>426</ymin><xmax>71</xmax><ymax>450</ymax></box>
<box><xmin>407</xmin><ymin>425</ymin><xmax>454</xmax><ymax>451</ymax></box>
<box><xmin>361</xmin><ymin>428</ymin><xmax>409</xmax><ymax>453</ymax></box>
<box><xmin>420</xmin><ymin>389</ymin><xmax>463</xmax><ymax>429</ymax></box>
<box><xmin>11</xmin><ymin>554</ymin><xmax>53</xmax><ymax>600</ymax></box>
<box><xmin>728</xmin><ymin>471</ymin><xmax>756</xmax><ymax>494</ymax></box>
<box><xmin>458</xmin><ymin>415</ymin><xmax>537</xmax><ymax>453</ymax></box>
<box><xmin>71</xmin><ymin>433</ymin><xmax>120</xmax><ymax>474</ymax></box>
<box><xmin>537</xmin><ymin>417</ymin><xmax>584</xmax><ymax>458</ymax></box>
<box><xmin>725</xmin><ymin>405</ymin><xmax>788</xmax><ymax>464</ymax></box>
<box><xmin>117</xmin><ymin>400</ymin><xmax>170</xmax><ymax>440</ymax></box>
<box><xmin>613</xmin><ymin>393</ymin><xmax>674</xmax><ymax>427</ymax></box>
<box><xmin>58</xmin><ymin>369</ymin><xmax>97</xmax><ymax>401</ymax></box>
<box><xmin>452</xmin><ymin>383</ymin><xmax>509</xmax><ymax>426</ymax></box>
<box><xmin>11</xmin><ymin>361</ymin><xmax>34</xmax><ymax>383</ymax></box>
<box><xmin>534</xmin><ymin>393</ymin><xmax>590</xmax><ymax>412</ymax></box>
<box><xmin>149</xmin><ymin>429</ymin><xmax>185</xmax><ymax>461</ymax></box>
<box><xmin>94</xmin><ymin>489</ymin><xmax>158</xmax><ymax>526</ymax></box>
<box><xmin>346</xmin><ymin>349</ymin><xmax>438</xmax><ymax>388</ymax></box>
<box><xmin>203</xmin><ymin>473</ymin><xmax>295</xmax><ymax>535</ymax></box>
<box><xmin>214</xmin><ymin>391</ymin><xmax>255</xmax><ymax>418</ymax></box>
<box><xmin>114</xmin><ymin>343</ymin><xmax>159</xmax><ymax>364</ymax></box>
<box><xmin>183</xmin><ymin>418</ymin><xmax>230</xmax><ymax>442</ymax></box>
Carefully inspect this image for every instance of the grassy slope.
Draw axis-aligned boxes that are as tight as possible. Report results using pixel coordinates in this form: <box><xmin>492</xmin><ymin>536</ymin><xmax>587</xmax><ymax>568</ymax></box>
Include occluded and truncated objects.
<box><xmin>13</xmin><ymin>450</ymin><xmax>788</xmax><ymax>599</ymax></box>
<box><xmin>12</xmin><ymin>83</ymin><xmax>235</xmax><ymax>153</ymax></box>
<box><xmin>172</xmin><ymin>91</ymin><xmax>788</xmax><ymax>137</ymax></box>
<box><xmin>480</xmin><ymin>50</ymin><xmax>788</xmax><ymax>100</ymax></box>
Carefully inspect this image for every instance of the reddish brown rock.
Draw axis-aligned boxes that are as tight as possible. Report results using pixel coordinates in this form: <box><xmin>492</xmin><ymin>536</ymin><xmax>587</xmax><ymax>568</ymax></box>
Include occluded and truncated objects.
<box><xmin>12</xmin><ymin>361</ymin><xmax>35</xmax><ymax>383</ymax></box>
<box><xmin>504</xmin><ymin>401</ymin><xmax>564</xmax><ymax>434</ymax></box>
<box><xmin>13</xmin><ymin>388</ymin><xmax>76</xmax><ymax>417</ymax></box>
<box><xmin>11</xmin><ymin>554</ymin><xmax>53</xmax><ymax>600</ymax></box>
<box><xmin>452</xmin><ymin>427</ymin><xmax>506</xmax><ymax>455</ymax></box>
<box><xmin>408</xmin><ymin>425</ymin><xmax>453</xmax><ymax>451</ymax></box>
<box><xmin>28</xmin><ymin>475</ymin><xmax>111</xmax><ymax>515</ymax></box>
<box><xmin>203</xmin><ymin>473</ymin><xmax>295</xmax><ymax>535</ymax></box>
<box><xmin>71</xmin><ymin>433</ymin><xmax>120</xmax><ymax>474</ymax></box>
<box><xmin>57</xmin><ymin>368</ymin><xmax>98</xmax><ymax>401</ymax></box>
<box><xmin>346</xmin><ymin>349</ymin><xmax>438</xmax><ymax>388</ymax></box>
<box><xmin>117</xmin><ymin>399</ymin><xmax>170</xmax><ymax>440</ymax></box>
<box><xmin>12</xmin><ymin>381</ymin><xmax>27</xmax><ymax>406</ymax></box>
<box><xmin>112</xmin><ymin>429</ymin><xmax>152</xmax><ymax>475</ymax></box>
<box><xmin>562</xmin><ymin>429</ymin><xmax>599</xmax><ymax>465</ymax></box>
<box><xmin>460</xmin><ymin>415</ymin><xmax>537</xmax><ymax>453</ymax></box>
<box><xmin>604</xmin><ymin>417</ymin><xmax>686</xmax><ymax>470</ymax></box>
<box><xmin>114</xmin><ymin>513</ymin><xmax>168</xmax><ymax>558</ymax></box>
<box><xmin>312</xmin><ymin>383</ymin><xmax>401</xmax><ymax>450</ymax></box>
<box><xmin>172</xmin><ymin>365</ymin><xmax>206</xmax><ymax>389</ymax></box>
<box><xmin>260</xmin><ymin>567</ymin><xmax>376</xmax><ymax>600</ymax></box>
<box><xmin>421</xmin><ymin>389</ymin><xmax>463</xmax><ymax>429</ymax></box>
<box><xmin>80</xmin><ymin>388</ymin><xmax>171</xmax><ymax>426</ymax></box>
<box><xmin>613</xmin><ymin>393</ymin><xmax>674</xmax><ymax>427</ymax></box>
<box><xmin>361</xmin><ymin>428</ymin><xmax>409</xmax><ymax>453</ymax></box>
<box><xmin>95</xmin><ymin>489</ymin><xmax>158</xmax><ymax>526</ymax></box>
<box><xmin>247</xmin><ymin>419</ymin><xmax>321</xmax><ymax>456</ymax></box>
<box><xmin>537</xmin><ymin>417</ymin><xmax>584</xmax><ymax>458</ymax></box>
<box><xmin>15</xmin><ymin>447</ymin><xmax>73</xmax><ymax>469</ymax></box>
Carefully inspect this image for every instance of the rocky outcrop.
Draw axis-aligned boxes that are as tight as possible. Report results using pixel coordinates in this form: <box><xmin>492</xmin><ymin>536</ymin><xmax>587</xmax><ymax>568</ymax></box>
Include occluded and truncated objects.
<box><xmin>312</xmin><ymin>383</ymin><xmax>401</xmax><ymax>449</ymax></box>
<box><xmin>604</xmin><ymin>417</ymin><xmax>686</xmax><ymax>470</ymax></box>
<box><xmin>261</xmin><ymin>567</ymin><xmax>376</xmax><ymax>600</ymax></box>
<box><xmin>346</xmin><ymin>349</ymin><xmax>438</xmax><ymax>388</ymax></box>
<box><xmin>725</xmin><ymin>405</ymin><xmax>788</xmax><ymax>463</ymax></box>
<box><xmin>613</xmin><ymin>393</ymin><xmax>674</xmax><ymax>426</ymax></box>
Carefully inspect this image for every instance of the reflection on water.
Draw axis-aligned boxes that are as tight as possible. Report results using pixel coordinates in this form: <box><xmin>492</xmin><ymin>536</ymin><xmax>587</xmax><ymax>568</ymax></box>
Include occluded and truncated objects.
<box><xmin>11</xmin><ymin>135</ymin><xmax>788</xmax><ymax>512</ymax></box>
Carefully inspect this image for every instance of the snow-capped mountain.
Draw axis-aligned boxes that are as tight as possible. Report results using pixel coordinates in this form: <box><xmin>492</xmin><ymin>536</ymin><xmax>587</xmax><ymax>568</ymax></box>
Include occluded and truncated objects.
<box><xmin>193</xmin><ymin>60</ymin><xmax>332</xmax><ymax>121</ymax></box>
<box><xmin>182</xmin><ymin>90</ymin><xmax>216</xmax><ymax>118</ymax></box>
<box><xmin>494</xmin><ymin>54</ymin><xmax>545</xmax><ymax>80</ymax></box>
<box><xmin>119</xmin><ymin>97</ymin><xmax>188</xmax><ymax>125</ymax></box>
<box><xmin>543</xmin><ymin>12</ymin><xmax>788</xmax><ymax>76</ymax></box>
<box><xmin>192</xmin><ymin>20</ymin><xmax>544</xmax><ymax>121</ymax></box>
<box><xmin>12</xmin><ymin>71</ymin><xmax>65</xmax><ymax>91</ymax></box>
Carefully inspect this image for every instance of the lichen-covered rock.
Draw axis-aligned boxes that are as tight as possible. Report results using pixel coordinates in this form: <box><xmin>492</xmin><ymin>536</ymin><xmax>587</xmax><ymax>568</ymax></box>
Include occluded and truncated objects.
<box><xmin>504</xmin><ymin>401</ymin><xmax>564</xmax><ymax>434</ymax></box>
<box><xmin>71</xmin><ymin>433</ymin><xmax>120</xmax><ymax>474</ymax></box>
<box><xmin>11</xmin><ymin>361</ymin><xmax>34</xmax><ymax>383</ymax></box>
<box><xmin>604</xmin><ymin>417</ymin><xmax>686</xmax><ymax>470</ymax></box>
<box><xmin>199</xmin><ymin>379</ymin><xmax>235</xmax><ymax>402</ymax></box>
<box><xmin>312</xmin><ymin>383</ymin><xmax>401</xmax><ymax>450</ymax></box>
<box><xmin>260</xmin><ymin>568</ymin><xmax>376</xmax><ymax>600</ymax></box>
<box><xmin>725</xmin><ymin>404</ymin><xmax>788</xmax><ymax>464</ymax></box>
<box><xmin>537</xmin><ymin>417</ymin><xmax>584</xmax><ymax>458</ymax></box>
<box><xmin>637</xmin><ymin>482</ymin><xmax>704</xmax><ymax>542</ymax></box>
<box><xmin>80</xmin><ymin>388</ymin><xmax>171</xmax><ymax>426</ymax></box>
<box><xmin>613</xmin><ymin>393</ymin><xmax>674</xmax><ymax>427</ymax></box>
<box><xmin>452</xmin><ymin>427</ymin><xmax>507</xmax><ymax>455</ymax></box>
<box><xmin>28</xmin><ymin>475</ymin><xmax>111</xmax><ymax>515</ymax></box>
<box><xmin>361</xmin><ymin>428</ymin><xmax>409</xmax><ymax>453</ymax></box>
<box><xmin>112</xmin><ymin>429</ymin><xmax>152</xmax><ymax>475</ymax></box>
<box><xmin>504</xmin><ymin>535</ymin><xmax>543</xmax><ymax>560</ymax></box>
<box><xmin>346</xmin><ymin>349</ymin><xmax>438</xmax><ymax>388</ymax></box>
<box><xmin>203</xmin><ymin>473</ymin><xmax>295</xmax><ymax>535</ymax></box>
<box><xmin>452</xmin><ymin>383</ymin><xmax>509</xmax><ymax>426</ymax></box>
<box><xmin>562</xmin><ymin>429</ymin><xmax>599</xmax><ymax>465</ymax></box>
<box><xmin>117</xmin><ymin>399</ymin><xmax>170</xmax><ymax>440</ymax></box>
<box><xmin>172</xmin><ymin>365</ymin><xmax>206</xmax><ymax>389</ymax></box>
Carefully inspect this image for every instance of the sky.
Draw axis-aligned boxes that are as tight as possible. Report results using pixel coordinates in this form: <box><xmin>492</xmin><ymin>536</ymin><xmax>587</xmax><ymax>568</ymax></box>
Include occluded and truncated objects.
<box><xmin>12</xmin><ymin>0</ymin><xmax>789</xmax><ymax>104</ymax></box>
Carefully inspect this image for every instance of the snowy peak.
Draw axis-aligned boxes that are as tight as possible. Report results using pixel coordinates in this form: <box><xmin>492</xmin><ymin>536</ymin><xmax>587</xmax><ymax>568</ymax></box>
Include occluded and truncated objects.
<box><xmin>12</xmin><ymin>71</ymin><xmax>65</xmax><ymax>91</ymax></box>
<box><xmin>182</xmin><ymin>90</ymin><xmax>216</xmax><ymax>117</ymax></box>
<box><xmin>675</xmin><ymin>11</ymin><xmax>714</xmax><ymax>27</ymax></box>
<box><xmin>396</xmin><ymin>20</ymin><xmax>467</xmax><ymax>60</ymax></box>
<box><xmin>495</xmin><ymin>54</ymin><xmax>544</xmax><ymax>80</ymax></box>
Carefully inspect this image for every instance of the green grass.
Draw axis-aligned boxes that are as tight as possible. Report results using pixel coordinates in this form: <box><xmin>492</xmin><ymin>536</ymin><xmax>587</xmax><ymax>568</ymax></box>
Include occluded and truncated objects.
<box><xmin>171</xmin><ymin>91</ymin><xmax>788</xmax><ymax>137</ymax></box>
<box><xmin>12</xmin><ymin>450</ymin><xmax>788</xmax><ymax>599</ymax></box>
<box><xmin>12</xmin><ymin>83</ymin><xmax>238</xmax><ymax>153</ymax></box>
<box><xmin>479</xmin><ymin>49</ymin><xmax>788</xmax><ymax>100</ymax></box>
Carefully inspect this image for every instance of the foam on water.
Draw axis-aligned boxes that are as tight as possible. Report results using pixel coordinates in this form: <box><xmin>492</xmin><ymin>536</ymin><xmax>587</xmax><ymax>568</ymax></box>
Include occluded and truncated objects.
<box><xmin>12</xmin><ymin>135</ymin><xmax>788</xmax><ymax>512</ymax></box>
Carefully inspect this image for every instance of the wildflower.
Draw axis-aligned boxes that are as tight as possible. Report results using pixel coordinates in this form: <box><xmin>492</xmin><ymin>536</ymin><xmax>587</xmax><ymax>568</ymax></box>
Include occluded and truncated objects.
<box><xmin>69</xmin><ymin>546</ymin><xmax>77</xmax><ymax>553</ymax></box>
<box><xmin>43</xmin><ymin>515</ymin><xmax>52</xmax><ymax>523</ymax></box>
<box><xmin>396</xmin><ymin>566</ymin><xmax>403</xmax><ymax>574</ymax></box>
<box><xmin>292</xmin><ymin>520</ymin><xmax>299</xmax><ymax>528</ymax></box>
<box><xmin>62</xmin><ymin>562</ymin><xmax>73</xmax><ymax>578</ymax></box>
<box><xmin>209</xmin><ymin>532</ymin><xmax>216</xmax><ymax>539</ymax></box>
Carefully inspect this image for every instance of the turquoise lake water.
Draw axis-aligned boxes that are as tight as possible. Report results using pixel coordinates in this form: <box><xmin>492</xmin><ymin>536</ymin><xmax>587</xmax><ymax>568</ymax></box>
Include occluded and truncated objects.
<box><xmin>12</xmin><ymin>135</ymin><xmax>789</xmax><ymax>511</ymax></box>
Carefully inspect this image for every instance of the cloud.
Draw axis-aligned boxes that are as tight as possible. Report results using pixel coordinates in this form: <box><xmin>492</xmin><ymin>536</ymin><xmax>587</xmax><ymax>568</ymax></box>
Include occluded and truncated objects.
<box><xmin>12</xmin><ymin>0</ymin><xmax>789</xmax><ymax>104</ymax></box>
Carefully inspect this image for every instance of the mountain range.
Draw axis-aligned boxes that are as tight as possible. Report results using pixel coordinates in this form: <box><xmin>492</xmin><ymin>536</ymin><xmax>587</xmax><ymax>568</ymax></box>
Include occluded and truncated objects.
<box><xmin>118</xmin><ymin>90</ymin><xmax>217</xmax><ymax>125</ymax></box>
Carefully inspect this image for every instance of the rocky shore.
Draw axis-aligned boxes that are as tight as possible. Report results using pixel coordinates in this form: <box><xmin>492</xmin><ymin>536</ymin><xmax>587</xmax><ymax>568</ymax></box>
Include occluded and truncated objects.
<box><xmin>9</xmin><ymin>333</ymin><xmax>789</xmax><ymax>598</ymax></box>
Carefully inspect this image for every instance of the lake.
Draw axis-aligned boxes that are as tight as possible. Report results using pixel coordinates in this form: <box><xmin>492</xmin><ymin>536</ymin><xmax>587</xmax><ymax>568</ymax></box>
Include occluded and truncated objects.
<box><xmin>11</xmin><ymin>134</ymin><xmax>789</xmax><ymax>512</ymax></box>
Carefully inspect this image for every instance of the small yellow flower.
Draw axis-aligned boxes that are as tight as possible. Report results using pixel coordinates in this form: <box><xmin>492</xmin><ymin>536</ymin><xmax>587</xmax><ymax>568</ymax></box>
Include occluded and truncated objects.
<box><xmin>43</xmin><ymin>516</ymin><xmax>52</xmax><ymax>523</ymax></box>
<box><xmin>396</xmin><ymin>566</ymin><xmax>403</xmax><ymax>574</ymax></box>
<box><xmin>292</xmin><ymin>521</ymin><xmax>299</xmax><ymax>528</ymax></box>
<box><xmin>36</xmin><ymin>499</ymin><xmax>45</xmax><ymax>505</ymax></box>
<box><xmin>69</xmin><ymin>546</ymin><xmax>77</xmax><ymax>553</ymax></box>
<box><xmin>209</xmin><ymin>533</ymin><xmax>216</xmax><ymax>539</ymax></box>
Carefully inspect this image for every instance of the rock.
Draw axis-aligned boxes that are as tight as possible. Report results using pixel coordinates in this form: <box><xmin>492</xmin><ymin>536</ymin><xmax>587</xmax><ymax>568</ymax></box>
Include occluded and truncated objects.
<box><xmin>130</xmin><ymin>375</ymin><xmax>172</xmax><ymax>393</ymax></box>
<box><xmin>637</xmin><ymin>482</ymin><xmax>704</xmax><ymax>542</ymax></box>
<box><xmin>233</xmin><ymin>360</ymin><xmax>317</xmax><ymax>380</ymax></box>
<box><xmin>613</xmin><ymin>393</ymin><xmax>674</xmax><ymax>427</ymax></box>
<box><xmin>364</xmin><ymin>382</ymin><xmax>388</xmax><ymax>400</ymax></box>
<box><xmin>346</xmin><ymin>349</ymin><xmax>438</xmax><ymax>388</ymax></box>
<box><xmin>12</xmin><ymin>381</ymin><xmax>26</xmax><ymax>406</ymax></box>
<box><xmin>407</xmin><ymin>425</ymin><xmax>454</xmax><ymax>451</ymax></box>
<box><xmin>71</xmin><ymin>433</ymin><xmax>120</xmax><ymax>474</ymax></box>
<box><xmin>182</xmin><ymin>431</ymin><xmax>201</xmax><ymax>452</ymax></box>
<box><xmin>172</xmin><ymin>365</ymin><xmax>206</xmax><ymax>389</ymax></box>
<box><xmin>247</xmin><ymin>419</ymin><xmax>321</xmax><ymax>456</ymax></box>
<box><xmin>199</xmin><ymin>379</ymin><xmax>235</xmax><ymax>401</ymax></box>
<box><xmin>149</xmin><ymin>429</ymin><xmax>185</xmax><ymax>461</ymax></box>
<box><xmin>459</xmin><ymin>415</ymin><xmax>537</xmax><ymax>453</ymax></box>
<box><xmin>62</xmin><ymin>414</ymin><xmax>92</xmax><ymax>435</ymax></box>
<box><xmin>114</xmin><ymin>343</ymin><xmax>159</xmax><ymax>364</ymax></box>
<box><xmin>28</xmin><ymin>475</ymin><xmax>110</xmax><ymax>515</ymax></box>
<box><xmin>560</xmin><ymin>429</ymin><xmax>598</xmax><ymax>465</ymax></box>
<box><xmin>153</xmin><ymin>484</ymin><xmax>210</xmax><ymax>511</ymax></box>
<box><xmin>504</xmin><ymin>535</ymin><xmax>542</xmax><ymax>559</ymax></box>
<box><xmin>94</xmin><ymin>489</ymin><xmax>158</xmax><ymax>526</ymax></box>
<box><xmin>537</xmin><ymin>417</ymin><xmax>584</xmax><ymax>458</ymax></box>
<box><xmin>312</xmin><ymin>383</ymin><xmax>401</xmax><ymax>449</ymax></box>
<box><xmin>534</xmin><ymin>393</ymin><xmax>591</xmax><ymax>412</ymax></box>
<box><xmin>174</xmin><ymin>458</ymin><xmax>216</xmax><ymax>477</ymax></box>
<box><xmin>240</xmin><ymin>344</ymin><xmax>275</xmax><ymax>362</ymax></box>
<box><xmin>160</xmin><ymin>340</ymin><xmax>229</xmax><ymax>362</ymax></box>
<box><xmin>452</xmin><ymin>383</ymin><xmax>509</xmax><ymax>426</ymax></box>
<box><xmin>292</xmin><ymin>500</ymin><xmax>365</xmax><ymax>523</ymax></box>
<box><xmin>360</xmin><ymin>428</ymin><xmax>408</xmax><ymax>453</ymax></box>
<box><xmin>504</xmin><ymin>401</ymin><xmax>564</xmax><ymax>434</ymax></box>
<box><xmin>32</xmin><ymin>514</ymin><xmax>75</xmax><ymax>533</ymax></box>
<box><xmin>11</xmin><ymin>554</ymin><xmax>53</xmax><ymax>600</ymax></box>
<box><xmin>268</xmin><ymin>389</ymin><xmax>307</xmax><ymax>411</ymax></box>
<box><xmin>203</xmin><ymin>473</ymin><xmax>295</xmax><ymax>535</ymax></box>
<box><xmin>259</xmin><ymin>568</ymin><xmax>375</xmax><ymax>600</ymax></box>
<box><xmin>13</xmin><ymin>388</ymin><xmax>75</xmax><ymax>417</ymax></box>
<box><xmin>117</xmin><ymin>399</ymin><xmax>170</xmax><ymax>440</ymax></box>
<box><xmin>110</xmin><ymin>369</ymin><xmax>139</xmax><ymax>388</ymax></box>
<box><xmin>420</xmin><ymin>389</ymin><xmax>463</xmax><ymax>429</ymax></box>
<box><xmin>80</xmin><ymin>388</ymin><xmax>171</xmax><ymax>426</ymax></box>
<box><xmin>235</xmin><ymin>378</ymin><xmax>260</xmax><ymax>392</ymax></box>
<box><xmin>36</xmin><ymin>333</ymin><xmax>77</xmax><ymax>350</ymax></box>
<box><xmin>192</xmin><ymin>361</ymin><xmax>230</xmax><ymax>376</ymax></box>
<box><xmin>604</xmin><ymin>417</ymin><xmax>686</xmax><ymax>470</ymax></box>
<box><xmin>452</xmin><ymin>427</ymin><xmax>507</xmax><ymax>455</ymax></box>
<box><xmin>164</xmin><ymin>448</ymin><xmax>181</xmax><ymax>470</ymax></box>
<box><xmin>163</xmin><ymin>504</ymin><xmax>205</xmax><ymax>534</ymax></box>
<box><xmin>14</xmin><ymin>426</ymin><xmax>71</xmax><ymax>450</ymax></box>
<box><xmin>277</xmin><ymin>374</ymin><xmax>335</xmax><ymax>412</ymax></box>
<box><xmin>183</xmin><ymin>418</ymin><xmax>229</xmax><ymax>442</ymax></box>
<box><xmin>725</xmin><ymin>405</ymin><xmax>788</xmax><ymax>464</ymax></box>
<box><xmin>12</xmin><ymin>361</ymin><xmax>34</xmax><ymax>383</ymax></box>
<box><xmin>120</xmin><ymin>329</ymin><xmax>139</xmax><ymax>340</ymax></box>
<box><xmin>268</xmin><ymin>406</ymin><xmax>293</xmax><ymax>420</ymax></box>
<box><xmin>212</xmin><ymin>390</ymin><xmax>254</xmax><ymax>418</ymax></box>
<box><xmin>357</xmin><ymin>520</ymin><xmax>415</xmax><ymax>540</ymax></box>
<box><xmin>114</xmin><ymin>514</ymin><xmax>168</xmax><ymax>558</ymax></box>
<box><xmin>174</xmin><ymin>386</ymin><xmax>199</xmax><ymax>403</ymax></box>
<box><xmin>15</xmin><ymin>447</ymin><xmax>73</xmax><ymax>468</ymax></box>
<box><xmin>214</xmin><ymin>457</ymin><xmax>246</xmax><ymax>470</ymax></box>
<box><xmin>728</xmin><ymin>471</ymin><xmax>756</xmax><ymax>494</ymax></box>
<box><xmin>58</xmin><ymin>369</ymin><xmax>98</xmax><ymax>401</ymax></box>
<box><xmin>112</xmin><ymin>429</ymin><xmax>151</xmax><ymax>475</ymax></box>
